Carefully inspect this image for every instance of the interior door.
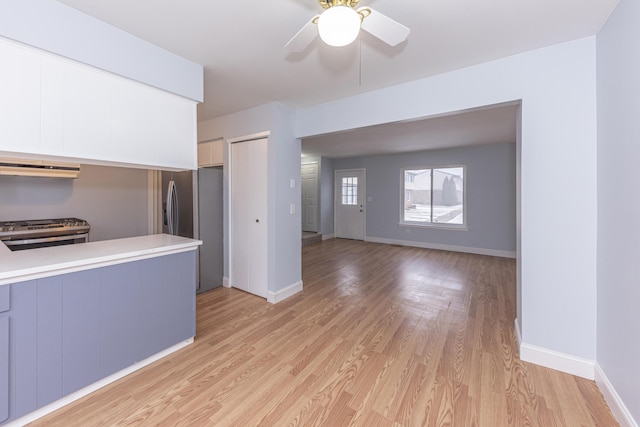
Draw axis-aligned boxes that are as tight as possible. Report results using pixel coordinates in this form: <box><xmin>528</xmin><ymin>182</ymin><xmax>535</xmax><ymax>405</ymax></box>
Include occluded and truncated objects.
<box><xmin>230</xmin><ymin>138</ymin><xmax>268</xmax><ymax>298</ymax></box>
<box><xmin>335</xmin><ymin>169</ymin><xmax>365</xmax><ymax>240</ymax></box>
<box><xmin>301</xmin><ymin>162</ymin><xmax>318</xmax><ymax>232</ymax></box>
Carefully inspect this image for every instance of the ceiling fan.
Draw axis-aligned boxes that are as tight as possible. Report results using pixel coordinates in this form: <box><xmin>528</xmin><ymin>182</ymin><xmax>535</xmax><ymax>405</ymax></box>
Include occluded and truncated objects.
<box><xmin>285</xmin><ymin>0</ymin><xmax>410</xmax><ymax>52</ymax></box>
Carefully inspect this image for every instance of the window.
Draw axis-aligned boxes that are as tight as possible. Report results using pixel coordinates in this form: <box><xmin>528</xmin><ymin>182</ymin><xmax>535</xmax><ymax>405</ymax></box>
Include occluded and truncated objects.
<box><xmin>401</xmin><ymin>166</ymin><xmax>464</xmax><ymax>226</ymax></box>
<box><xmin>341</xmin><ymin>176</ymin><xmax>358</xmax><ymax>205</ymax></box>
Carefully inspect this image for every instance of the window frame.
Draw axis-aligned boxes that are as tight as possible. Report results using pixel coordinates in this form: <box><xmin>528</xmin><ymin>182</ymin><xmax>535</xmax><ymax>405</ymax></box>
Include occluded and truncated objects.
<box><xmin>399</xmin><ymin>164</ymin><xmax>468</xmax><ymax>230</ymax></box>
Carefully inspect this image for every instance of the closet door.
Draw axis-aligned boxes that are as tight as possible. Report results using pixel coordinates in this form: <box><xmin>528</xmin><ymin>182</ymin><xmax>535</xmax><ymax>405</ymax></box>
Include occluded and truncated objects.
<box><xmin>230</xmin><ymin>138</ymin><xmax>268</xmax><ymax>298</ymax></box>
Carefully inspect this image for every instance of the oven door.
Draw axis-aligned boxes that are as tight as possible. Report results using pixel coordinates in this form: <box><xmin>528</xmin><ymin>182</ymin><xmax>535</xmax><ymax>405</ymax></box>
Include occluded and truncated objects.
<box><xmin>2</xmin><ymin>233</ymin><xmax>89</xmax><ymax>251</ymax></box>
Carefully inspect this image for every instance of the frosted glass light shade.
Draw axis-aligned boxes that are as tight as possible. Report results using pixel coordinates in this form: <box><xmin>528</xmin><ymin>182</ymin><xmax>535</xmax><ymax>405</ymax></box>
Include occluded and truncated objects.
<box><xmin>317</xmin><ymin>6</ymin><xmax>361</xmax><ymax>47</ymax></box>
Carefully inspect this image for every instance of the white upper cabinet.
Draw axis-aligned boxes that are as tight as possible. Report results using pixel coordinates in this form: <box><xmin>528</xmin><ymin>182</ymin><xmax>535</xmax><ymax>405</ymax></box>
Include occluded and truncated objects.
<box><xmin>64</xmin><ymin>62</ymin><xmax>113</xmax><ymax>160</ymax></box>
<box><xmin>0</xmin><ymin>37</ymin><xmax>198</xmax><ymax>170</ymax></box>
<box><xmin>198</xmin><ymin>139</ymin><xmax>224</xmax><ymax>167</ymax></box>
<box><xmin>0</xmin><ymin>41</ymin><xmax>41</xmax><ymax>153</ymax></box>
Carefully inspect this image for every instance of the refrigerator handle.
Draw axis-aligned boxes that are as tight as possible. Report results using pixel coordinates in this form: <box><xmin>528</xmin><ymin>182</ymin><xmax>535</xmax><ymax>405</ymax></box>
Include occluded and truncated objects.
<box><xmin>167</xmin><ymin>180</ymin><xmax>177</xmax><ymax>235</ymax></box>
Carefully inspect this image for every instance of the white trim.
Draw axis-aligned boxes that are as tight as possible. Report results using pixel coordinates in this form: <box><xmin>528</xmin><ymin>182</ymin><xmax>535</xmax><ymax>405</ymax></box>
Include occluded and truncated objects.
<box><xmin>364</xmin><ymin>236</ymin><xmax>516</xmax><ymax>259</ymax></box>
<box><xmin>5</xmin><ymin>338</ymin><xmax>194</xmax><ymax>427</ymax></box>
<box><xmin>222</xmin><ymin>276</ymin><xmax>231</xmax><ymax>288</ymax></box>
<box><xmin>595</xmin><ymin>363</ymin><xmax>638</xmax><ymax>427</ymax></box>
<box><xmin>514</xmin><ymin>318</ymin><xmax>522</xmax><ymax>348</ymax></box>
<box><xmin>519</xmin><ymin>342</ymin><xmax>595</xmax><ymax>380</ymax></box>
<box><xmin>267</xmin><ymin>280</ymin><xmax>303</xmax><ymax>304</ymax></box>
<box><xmin>226</xmin><ymin>130</ymin><xmax>270</xmax><ymax>144</ymax></box>
<box><xmin>322</xmin><ymin>233</ymin><xmax>335</xmax><ymax>240</ymax></box>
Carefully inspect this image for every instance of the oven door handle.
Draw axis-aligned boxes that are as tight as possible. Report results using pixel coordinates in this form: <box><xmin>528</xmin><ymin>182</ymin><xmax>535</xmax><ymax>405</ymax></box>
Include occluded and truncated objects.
<box><xmin>3</xmin><ymin>233</ymin><xmax>89</xmax><ymax>246</ymax></box>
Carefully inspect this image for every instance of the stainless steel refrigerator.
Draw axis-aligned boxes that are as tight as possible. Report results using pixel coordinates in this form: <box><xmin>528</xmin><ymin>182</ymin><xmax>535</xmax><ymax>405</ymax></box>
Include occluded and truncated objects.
<box><xmin>162</xmin><ymin>168</ymin><xmax>223</xmax><ymax>294</ymax></box>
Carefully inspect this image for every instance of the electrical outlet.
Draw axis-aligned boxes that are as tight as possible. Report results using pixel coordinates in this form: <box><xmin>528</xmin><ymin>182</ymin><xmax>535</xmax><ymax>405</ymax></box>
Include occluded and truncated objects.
<box><xmin>290</xmin><ymin>178</ymin><xmax>295</xmax><ymax>189</ymax></box>
<box><xmin>290</xmin><ymin>204</ymin><xmax>296</xmax><ymax>215</ymax></box>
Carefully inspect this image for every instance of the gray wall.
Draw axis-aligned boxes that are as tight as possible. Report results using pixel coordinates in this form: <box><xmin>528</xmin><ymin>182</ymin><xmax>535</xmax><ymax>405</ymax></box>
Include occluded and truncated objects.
<box><xmin>0</xmin><ymin>1</ymin><xmax>203</xmax><ymax>101</ymax></box>
<box><xmin>0</xmin><ymin>164</ymin><xmax>148</xmax><ymax>242</ymax></box>
<box><xmin>333</xmin><ymin>142</ymin><xmax>516</xmax><ymax>254</ymax></box>
<box><xmin>597</xmin><ymin>0</ymin><xmax>640</xmax><ymax>422</ymax></box>
<box><xmin>197</xmin><ymin>102</ymin><xmax>302</xmax><ymax>293</ymax></box>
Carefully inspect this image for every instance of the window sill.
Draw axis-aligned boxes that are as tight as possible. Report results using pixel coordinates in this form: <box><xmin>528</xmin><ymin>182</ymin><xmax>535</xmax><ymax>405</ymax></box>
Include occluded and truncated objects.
<box><xmin>399</xmin><ymin>222</ymin><xmax>469</xmax><ymax>231</ymax></box>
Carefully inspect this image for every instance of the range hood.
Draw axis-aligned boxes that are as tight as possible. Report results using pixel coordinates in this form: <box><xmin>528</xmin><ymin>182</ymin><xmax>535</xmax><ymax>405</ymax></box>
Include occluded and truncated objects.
<box><xmin>0</xmin><ymin>158</ymin><xmax>81</xmax><ymax>179</ymax></box>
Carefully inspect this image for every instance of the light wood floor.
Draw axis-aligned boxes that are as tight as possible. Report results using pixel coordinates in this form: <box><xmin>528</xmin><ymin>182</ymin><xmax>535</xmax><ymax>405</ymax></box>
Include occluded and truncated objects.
<box><xmin>30</xmin><ymin>239</ymin><xmax>617</xmax><ymax>426</ymax></box>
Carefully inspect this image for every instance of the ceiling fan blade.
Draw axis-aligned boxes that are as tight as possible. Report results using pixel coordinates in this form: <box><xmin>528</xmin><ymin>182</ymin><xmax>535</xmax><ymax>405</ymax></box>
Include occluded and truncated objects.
<box><xmin>285</xmin><ymin>17</ymin><xmax>319</xmax><ymax>53</ymax></box>
<box><xmin>360</xmin><ymin>8</ymin><xmax>410</xmax><ymax>47</ymax></box>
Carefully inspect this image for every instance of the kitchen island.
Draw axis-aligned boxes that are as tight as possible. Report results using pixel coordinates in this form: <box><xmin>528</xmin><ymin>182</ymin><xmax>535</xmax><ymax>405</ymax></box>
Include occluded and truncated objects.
<box><xmin>0</xmin><ymin>234</ymin><xmax>201</xmax><ymax>426</ymax></box>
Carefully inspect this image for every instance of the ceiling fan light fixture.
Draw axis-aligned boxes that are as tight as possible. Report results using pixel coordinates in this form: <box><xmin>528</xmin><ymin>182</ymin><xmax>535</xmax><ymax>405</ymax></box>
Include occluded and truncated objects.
<box><xmin>317</xmin><ymin>5</ymin><xmax>361</xmax><ymax>47</ymax></box>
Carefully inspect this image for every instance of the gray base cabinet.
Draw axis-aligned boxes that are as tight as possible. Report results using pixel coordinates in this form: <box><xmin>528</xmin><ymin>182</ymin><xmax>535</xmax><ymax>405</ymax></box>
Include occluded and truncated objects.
<box><xmin>0</xmin><ymin>317</ymin><xmax>8</xmax><ymax>423</ymax></box>
<box><xmin>0</xmin><ymin>251</ymin><xmax>196</xmax><ymax>425</ymax></box>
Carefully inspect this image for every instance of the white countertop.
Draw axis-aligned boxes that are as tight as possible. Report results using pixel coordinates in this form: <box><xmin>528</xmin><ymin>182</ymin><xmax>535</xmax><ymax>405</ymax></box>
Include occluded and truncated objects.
<box><xmin>0</xmin><ymin>234</ymin><xmax>202</xmax><ymax>286</ymax></box>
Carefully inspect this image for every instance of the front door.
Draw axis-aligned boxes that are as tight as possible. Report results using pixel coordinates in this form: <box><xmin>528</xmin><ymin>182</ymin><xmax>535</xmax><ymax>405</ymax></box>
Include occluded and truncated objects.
<box><xmin>335</xmin><ymin>169</ymin><xmax>365</xmax><ymax>240</ymax></box>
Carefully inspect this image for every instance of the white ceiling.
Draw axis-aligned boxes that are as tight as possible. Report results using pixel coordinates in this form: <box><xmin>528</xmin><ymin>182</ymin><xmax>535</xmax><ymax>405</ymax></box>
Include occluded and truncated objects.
<box><xmin>302</xmin><ymin>103</ymin><xmax>519</xmax><ymax>158</ymax></box>
<box><xmin>58</xmin><ymin>0</ymin><xmax>618</xmax><ymax>124</ymax></box>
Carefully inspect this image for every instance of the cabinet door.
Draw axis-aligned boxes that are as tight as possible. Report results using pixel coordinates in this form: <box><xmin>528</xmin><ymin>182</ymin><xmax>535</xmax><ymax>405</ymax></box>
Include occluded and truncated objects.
<box><xmin>0</xmin><ymin>316</ymin><xmax>8</xmax><ymax>423</ymax></box>
<box><xmin>140</xmin><ymin>257</ymin><xmax>175</xmax><ymax>358</ymax></box>
<box><xmin>198</xmin><ymin>140</ymin><xmax>224</xmax><ymax>167</ymax></box>
<box><xmin>62</xmin><ymin>270</ymin><xmax>101</xmax><ymax>395</ymax></box>
<box><xmin>100</xmin><ymin>263</ymin><xmax>142</xmax><ymax>376</ymax></box>
<box><xmin>63</xmin><ymin>64</ymin><xmax>113</xmax><ymax>160</ymax></box>
<box><xmin>10</xmin><ymin>281</ymin><xmax>38</xmax><ymax>420</ymax></box>
<box><xmin>36</xmin><ymin>277</ymin><xmax>63</xmax><ymax>408</ymax></box>
<box><xmin>155</xmin><ymin>91</ymin><xmax>197</xmax><ymax>169</ymax></box>
<box><xmin>0</xmin><ymin>39</ymin><xmax>41</xmax><ymax>153</ymax></box>
<box><xmin>0</xmin><ymin>286</ymin><xmax>9</xmax><ymax>313</ymax></box>
<box><xmin>40</xmin><ymin>56</ymin><xmax>66</xmax><ymax>155</ymax></box>
<box><xmin>111</xmin><ymin>79</ymin><xmax>148</xmax><ymax>165</ymax></box>
<box><xmin>175</xmin><ymin>251</ymin><xmax>197</xmax><ymax>341</ymax></box>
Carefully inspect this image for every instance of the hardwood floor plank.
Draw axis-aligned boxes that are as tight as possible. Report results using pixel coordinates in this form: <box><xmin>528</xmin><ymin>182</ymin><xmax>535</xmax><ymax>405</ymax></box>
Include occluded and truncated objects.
<box><xmin>28</xmin><ymin>239</ymin><xmax>618</xmax><ymax>426</ymax></box>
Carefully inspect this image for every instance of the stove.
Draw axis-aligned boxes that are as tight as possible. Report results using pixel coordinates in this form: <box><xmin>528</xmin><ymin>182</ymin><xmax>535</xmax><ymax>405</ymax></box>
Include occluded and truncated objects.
<box><xmin>0</xmin><ymin>218</ymin><xmax>90</xmax><ymax>251</ymax></box>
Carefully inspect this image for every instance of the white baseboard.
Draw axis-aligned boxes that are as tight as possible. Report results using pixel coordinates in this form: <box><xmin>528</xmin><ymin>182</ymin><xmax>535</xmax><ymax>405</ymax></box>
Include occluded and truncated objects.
<box><xmin>267</xmin><ymin>280</ymin><xmax>303</xmax><ymax>304</ymax></box>
<box><xmin>6</xmin><ymin>338</ymin><xmax>194</xmax><ymax>427</ymax></box>
<box><xmin>322</xmin><ymin>233</ymin><xmax>334</xmax><ymax>240</ymax></box>
<box><xmin>364</xmin><ymin>236</ymin><xmax>516</xmax><ymax>259</ymax></box>
<box><xmin>595</xmin><ymin>363</ymin><xmax>638</xmax><ymax>427</ymax></box>
<box><xmin>222</xmin><ymin>276</ymin><xmax>230</xmax><ymax>288</ymax></box>
<box><xmin>514</xmin><ymin>318</ymin><xmax>522</xmax><ymax>348</ymax></box>
<box><xmin>519</xmin><ymin>342</ymin><xmax>595</xmax><ymax>380</ymax></box>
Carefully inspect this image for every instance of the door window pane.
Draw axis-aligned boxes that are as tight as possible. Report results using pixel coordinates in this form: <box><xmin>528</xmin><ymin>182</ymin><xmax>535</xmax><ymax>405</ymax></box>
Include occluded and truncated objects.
<box><xmin>341</xmin><ymin>177</ymin><xmax>358</xmax><ymax>205</ymax></box>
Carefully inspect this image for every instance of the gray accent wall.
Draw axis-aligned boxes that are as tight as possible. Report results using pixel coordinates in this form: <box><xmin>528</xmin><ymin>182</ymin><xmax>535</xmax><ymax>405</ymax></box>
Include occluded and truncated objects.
<box><xmin>0</xmin><ymin>165</ymin><xmax>148</xmax><ymax>242</ymax></box>
<box><xmin>332</xmin><ymin>142</ymin><xmax>516</xmax><ymax>254</ymax></box>
<box><xmin>597</xmin><ymin>0</ymin><xmax>640</xmax><ymax>422</ymax></box>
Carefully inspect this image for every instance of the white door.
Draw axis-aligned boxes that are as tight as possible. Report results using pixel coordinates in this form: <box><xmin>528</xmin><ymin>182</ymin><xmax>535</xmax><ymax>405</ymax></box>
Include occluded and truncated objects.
<box><xmin>230</xmin><ymin>137</ymin><xmax>268</xmax><ymax>298</ymax></box>
<box><xmin>335</xmin><ymin>169</ymin><xmax>365</xmax><ymax>240</ymax></box>
<box><xmin>301</xmin><ymin>162</ymin><xmax>318</xmax><ymax>232</ymax></box>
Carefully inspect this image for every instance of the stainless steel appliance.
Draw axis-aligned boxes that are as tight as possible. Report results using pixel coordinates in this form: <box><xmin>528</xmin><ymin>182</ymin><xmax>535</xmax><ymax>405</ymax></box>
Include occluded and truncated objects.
<box><xmin>162</xmin><ymin>169</ymin><xmax>223</xmax><ymax>294</ymax></box>
<box><xmin>0</xmin><ymin>218</ymin><xmax>90</xmax><ymax>251</ymax></box>
<box><xmin>162</xmin><ymin>171</ymin><xmax>193</xmax><ymax>238</ymax></box>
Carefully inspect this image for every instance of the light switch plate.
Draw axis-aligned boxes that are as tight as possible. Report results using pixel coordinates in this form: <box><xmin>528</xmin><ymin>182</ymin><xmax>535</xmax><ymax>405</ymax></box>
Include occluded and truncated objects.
<box><xmin>290</xmin><ymin>178</ymin><xmax>295</xmax><ymax>189</ymax></box>
<box><xmin>290</xmin><ymin>204</ymin><xmax>296</xmax><ymax>215</ymax></box>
